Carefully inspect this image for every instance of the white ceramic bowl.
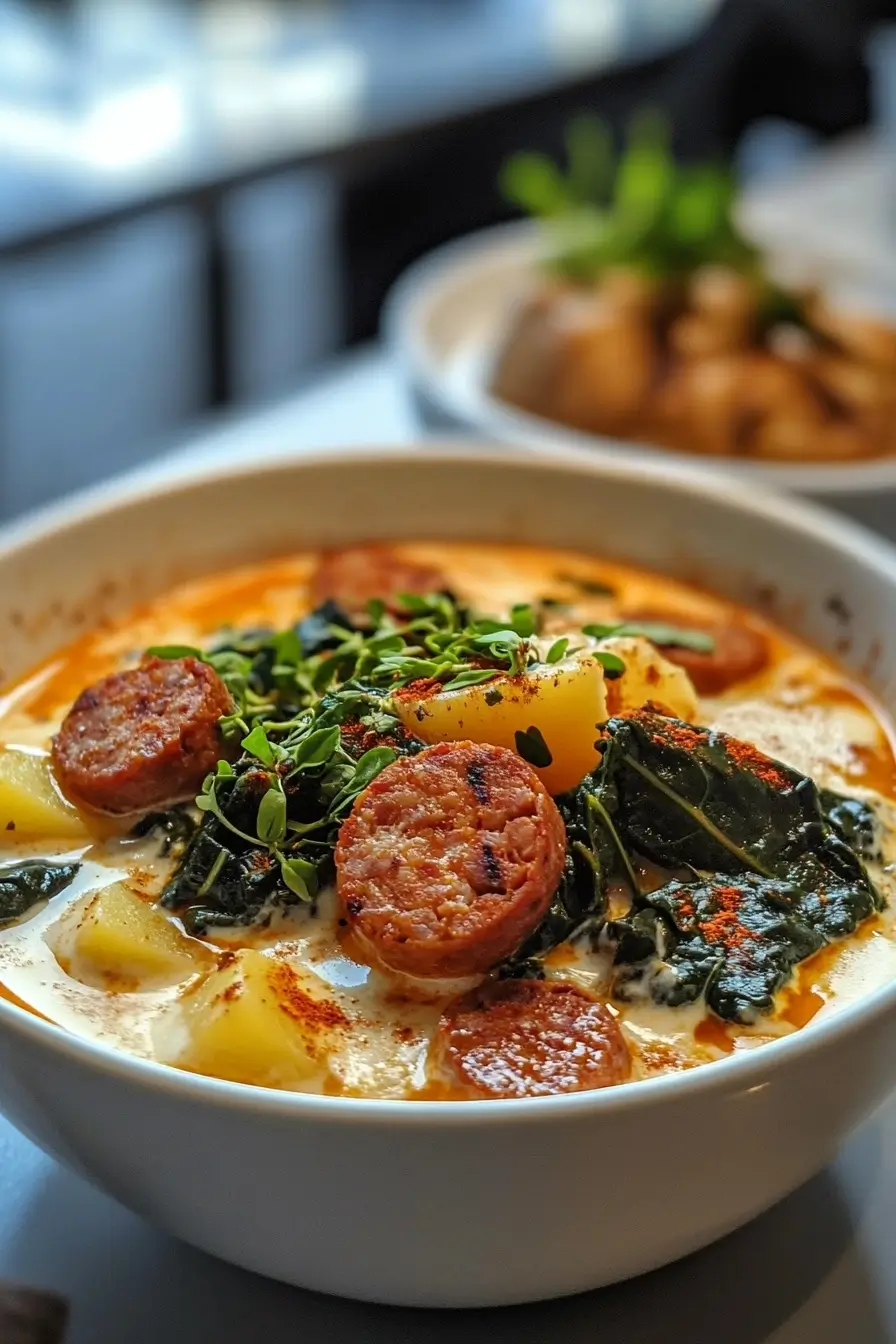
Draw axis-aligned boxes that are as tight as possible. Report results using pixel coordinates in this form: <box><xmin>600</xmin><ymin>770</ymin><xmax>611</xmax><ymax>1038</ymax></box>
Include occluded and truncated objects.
<box><xmin>383</xmin><ymin>224</ymin><xmax>896</xmax><ymax>538</ymax></box>
<box><xmin>2</xmin><ymin>444</ymin><xmax>896</xmax><ymax>1309</ymax></box>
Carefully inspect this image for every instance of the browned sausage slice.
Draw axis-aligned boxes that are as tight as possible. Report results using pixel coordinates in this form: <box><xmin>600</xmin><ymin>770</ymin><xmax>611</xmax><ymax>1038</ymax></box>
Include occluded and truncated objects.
<box><xmin>623</xmin><ymin>608</ymin><xmax>769</xmax><ymax>696</ymax></box>
<box><xmin>335</xmin><ymin>741</ymin><xmax>566</xmax><ymax>979</ymax></box>
<box><xmin>309</xmin><ymin>546</ymin><xmax>447</xmax><ymax>620</ymax></box>
<box><xmin>436</xmin><ymin>979</ymin><xmax>631</xmax><ymax>1098</ymax></box>
<box><xmin>52</xmin><ymin>656</ymin><xmax>232</xmax><ymax>815</ymax></box>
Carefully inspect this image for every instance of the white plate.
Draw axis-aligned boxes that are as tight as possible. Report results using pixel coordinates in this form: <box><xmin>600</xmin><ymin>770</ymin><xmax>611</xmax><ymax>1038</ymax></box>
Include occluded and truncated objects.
<box><xmin>383</xmin><ymin>222</ymin><xmax>896</xmax><ymax>536</ymax></box>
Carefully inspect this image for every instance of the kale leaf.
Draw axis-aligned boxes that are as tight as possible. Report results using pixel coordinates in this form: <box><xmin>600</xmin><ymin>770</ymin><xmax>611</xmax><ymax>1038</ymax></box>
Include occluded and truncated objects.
<box><xmin>596</xmin><ymin>711</ymin><xmax>884</xmax><ymax>1022</ymax></box>
<box><xmin>613</xmin><ymin>875</ymin><xmax>825</xmax><ymax>1022</ymax></box>
<box><xmin>508</xmin><ymin>787</ymin><xmax>610</xmax><ymax>967</ymax></box>
<box><xmin>594</xmin><ymin>713</ymin><xmax>881</xmax><ymax>905</ymax></box>
<box><xmin>820</xmin><ymin>788</ymin><xmax>880</xmax><ymax>861</ymax></box>
<box><xmin>160</xmin><ymin>759</ymin><xmax>322</xmax><ymax>932</ymax></box>
<box><xmin>0</xmin><ymin>860</ymin><xmax>80</xmax><ymax>927</ymax></box>
<box><xmin>130</xmin><ymin>805</ymin><xmax>198</xmax><ymax>857</ymax></box>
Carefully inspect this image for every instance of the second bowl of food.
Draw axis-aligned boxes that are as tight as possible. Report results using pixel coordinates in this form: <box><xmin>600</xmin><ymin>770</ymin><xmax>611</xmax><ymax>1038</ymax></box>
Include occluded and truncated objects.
<box><xmin>1</xmin><ymin>444</ymin><xmax>896</xmax><ymax>1306</ymax></box>
<box><xmin>385</xmin><ymin>116</ymin><xmax>896</xmax><ymax>534</ymax></box>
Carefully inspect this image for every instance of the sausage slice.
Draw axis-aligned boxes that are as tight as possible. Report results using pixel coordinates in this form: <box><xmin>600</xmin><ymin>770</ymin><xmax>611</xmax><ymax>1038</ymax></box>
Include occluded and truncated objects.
<box><xmin>623</xmin><ymin>608</ymin><xmax>769</xmax><ymax>696</ymax></box>
<box><xmin>309</xmin><ymin>546</ymin><xmax>447</xmax><ymax>620</ymax></box>
<box><xmin>335</xmin><ymin>741</ymin><xmax>566</xmax><ymax>978</ymax></box>
<box><xmin>52</xmin><ymin>656</ymin><xmax>232</xmax><ymax>815</ymax></box>
<box><xmin>436</xmin><ymin>979</ymin><xmax>631</xmax><ymax>1098</ymax></box>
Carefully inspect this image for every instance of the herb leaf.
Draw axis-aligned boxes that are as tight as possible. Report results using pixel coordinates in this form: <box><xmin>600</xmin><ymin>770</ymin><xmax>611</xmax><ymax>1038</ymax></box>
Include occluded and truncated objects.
<box><xmin>279</xmin><ymin>855</ymin><xmax>318</xmax><ymax>902</ymax></box>
<box><xmin>241</xmin><ymin>724</ymin><xmax>276</xmax><ymax>765</ymax></box>
<box><xmin>256</xmin><ymin>787</ymin><xmax>287</xmax><ymax>846</ymax></box>
<box><xmin>514</xmin><ymin>726</ymin><xmax>553</xmax><ymax>769</ymax></box>
<box><xmin>501</xmin><ymin>110</ymin><xmax>759</xmax><ymax>284</ymax></box>
<box><xmin>441</xmin><ymin>668</ymin><xmax>500</xmax><ymax>692</ymax></box>
<box><xmin>593</xmin><ymin>650</ymin><xmax>626</xmax><ymax>678</ymax></box>
<box><xmin>330</xmin><ymin>746</ymin><xmax>397</xmax><ymax>812</ymax></box>
<box><xmin>289</xmin><ymin>725</ymin><xmax>341</xmax><ymax>771</ymax></box>
<box><xmin>0</xmin><ymin>860</ymin><xmax>80</xmax><ymax>927</ymax></box>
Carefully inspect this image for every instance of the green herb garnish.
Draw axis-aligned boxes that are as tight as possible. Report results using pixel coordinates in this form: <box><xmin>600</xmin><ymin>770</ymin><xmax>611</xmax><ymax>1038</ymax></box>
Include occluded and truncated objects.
<box><xmin>155</xmin><ymin>592</ymin><xmax>576</xmax><ymax>931</ymax></box>
<box><xmin>583</xmin><ymin>621</ymin><xmax>715</xmax><ymax>654</ymax></box>
<box><xmin>501</xmin><ymin>110</ymin><xmax>760</xmax><ymax>285</ymax></box>
<box><xmin>515</xmin><ymin>726</ymin><xmax>553</xmax><ymax>769</ymax></box>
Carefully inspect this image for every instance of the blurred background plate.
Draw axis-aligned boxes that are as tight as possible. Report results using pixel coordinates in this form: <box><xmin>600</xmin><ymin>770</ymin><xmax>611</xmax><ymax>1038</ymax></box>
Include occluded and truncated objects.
<box><xmin>383</xmin><ymin>216</ymin><xmax>896</xmax><ymax>538</ymax></box>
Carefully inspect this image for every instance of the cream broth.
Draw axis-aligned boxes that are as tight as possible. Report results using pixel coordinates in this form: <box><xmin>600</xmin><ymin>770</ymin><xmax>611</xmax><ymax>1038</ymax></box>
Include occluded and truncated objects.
<box><xmin>1</xmin><ymin>542</ymin><xmax>894</xmax><ymax>1098</ymax></box>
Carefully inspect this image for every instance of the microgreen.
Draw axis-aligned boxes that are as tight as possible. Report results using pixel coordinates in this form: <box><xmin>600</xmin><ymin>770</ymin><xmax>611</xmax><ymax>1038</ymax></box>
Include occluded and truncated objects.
<box><xmin>195</xmin><ymin>774</ymin><xmax>259</xmax><ymax>846</ymax></box>
<box><xmin>328</xmin><ymin>746</ymin><xmax>398</xmax><ymax>816</ymax></box>
<box><xmin>592</xmin><ymin>650</ymin><xmax>626</xmax><ymax>679</ymax></box>
<box><xmin>242</xmin><ymin>724</ymin><xmax>276</xmax><ymax>766</ymax></box>
<box><xmin>279</xmin><ymin>855</ymin><xmax>318</xmax><ymax>901</ymax></box>
<box><xmin>583</xmin><ymin>621</ymin><xmax>715</xmax><ymax>654</ymax></box>
<box><xmin>509</xmin><ymin>604</ymin><xmax>538</xmax><ymax>638</ymax></box>
<box><xmin>441</xmin><ymin>667</ymin><xmax>500</xmax><ymax>692</ymax></box>
<box><xmin>288</xmin><ymin>725</ymin><xmax>341</xmax><ymax>772</ymax></box>
<box><xmin>515</xmin><ymin>726</ymin><xmax>554</xmax><ymax>769</ymax></box>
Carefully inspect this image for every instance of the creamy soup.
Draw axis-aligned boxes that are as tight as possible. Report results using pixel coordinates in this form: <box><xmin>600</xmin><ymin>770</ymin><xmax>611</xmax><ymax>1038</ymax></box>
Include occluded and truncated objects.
<box><xmin>0</xmin><ymin>542</ymin><xmax>894</xmax><ymax>1100</ymax></box>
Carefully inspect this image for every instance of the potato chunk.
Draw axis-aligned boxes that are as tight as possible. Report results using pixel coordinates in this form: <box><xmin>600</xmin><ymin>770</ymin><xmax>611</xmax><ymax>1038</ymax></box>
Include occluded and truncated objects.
<box><xmin>0</xmin><ymin>748</ymin><xmax>89</xmax><ymax>843</ymax></box>
<box><xmin>393</xmin><ymin>656</ymin><xmax>608</xmax><ymax>795</ymax></box>
<box><xmin>52</xmin><ymin>881</ymin><xmax>209</xmax><ymax>990</ymax></box>
<box><xmin>599</xmin><ymin>637</ymin><xmax>698</xmax><ymax>721</ymax></box>
<box><xmin>156</xmin><ymin>949</ymin><xmax>342</xmax><ymax>1090</ymax></box>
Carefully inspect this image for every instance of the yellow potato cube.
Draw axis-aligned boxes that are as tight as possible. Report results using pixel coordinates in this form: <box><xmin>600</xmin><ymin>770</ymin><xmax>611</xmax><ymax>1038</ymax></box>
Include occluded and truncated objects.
<box><xmin>0</xmin><ymin>748</ymin><xmax>89</xmax><ymax>843</ymax></box>
<box><xmin>599</xmin><ymin>637</ymin><xmax>698</xmax><ymax>721</ymax></box>
<box><xmin>393</xmin><ymin>656</ymin><xmax>608</xmax><ymax>795</ymax></box>
<box><xmin>55</xmin><ymin>882</ymin><xmax>209</xmax><ymax>990</ymax></box>
<box><xmin>157</xmin><ymin>949</ymin><xmax>340</xmax><ymax>1090</ymax></box>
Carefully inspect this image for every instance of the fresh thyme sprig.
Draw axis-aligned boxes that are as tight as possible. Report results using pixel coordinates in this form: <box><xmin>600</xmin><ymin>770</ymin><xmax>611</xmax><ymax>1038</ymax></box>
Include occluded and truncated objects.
<box><xmin>151</xmin><ymin>591</ymin><xmax>713</xmax><ymax>925</ymax></box>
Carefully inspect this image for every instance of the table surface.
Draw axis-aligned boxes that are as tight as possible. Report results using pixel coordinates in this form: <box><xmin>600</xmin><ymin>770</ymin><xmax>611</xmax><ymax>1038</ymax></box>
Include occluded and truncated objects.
<box><xmin>3</xmin><ymin>346</ymin><xmax>896</xmax><ymax>1344</ymax></box>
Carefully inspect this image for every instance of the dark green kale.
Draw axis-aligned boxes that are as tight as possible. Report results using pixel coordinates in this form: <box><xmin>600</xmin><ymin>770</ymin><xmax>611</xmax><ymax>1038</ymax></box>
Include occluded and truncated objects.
<box><xmin>820</xmin><ymin>788</ymin><xmax>880</xmax><ymax>861</ymax></box>
<box><xmin>592</xmin><ymin>712</ymin><xmax>811</xmax><ymax>876</ymax></box>
<box><xmin>596</xmin><ymin>711</ymin><xmax>884</xmax><ymax>1022</ymax></box>
<box><xmin>0</xmin><ymin>860</ymin><xmax>80</xmax><ymax>927</ymax></box>
<box><xmin>508</xmin><ymin>788</ymin><xmax>608</xmax><ymax>966</ymax></box>
<box><xmin>161</xmin><ymin>700</ymin><xmax>426</xmax><ymax>934</ymax></box>
<box><xmin>613</xmin><ymin>875</ymin><xmax>826</xmax><ymax>1023</ymax></box>
<box><xmin>130</xmin><ymin>805</ymin><xmax>198</xmax><ymax>857</ymax></box>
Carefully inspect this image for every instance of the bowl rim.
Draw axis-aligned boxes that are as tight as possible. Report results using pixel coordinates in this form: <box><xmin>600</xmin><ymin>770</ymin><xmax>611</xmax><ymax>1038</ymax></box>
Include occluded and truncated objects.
<box><xmin>382</xmin><ymin>220</ymin><xmax>896</xmax><ymax>496</ymax></box>
<box><xmin>3</xmin><ymin>440</ymin><xmax>896</xmax><ymax>1127</ymax></box>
